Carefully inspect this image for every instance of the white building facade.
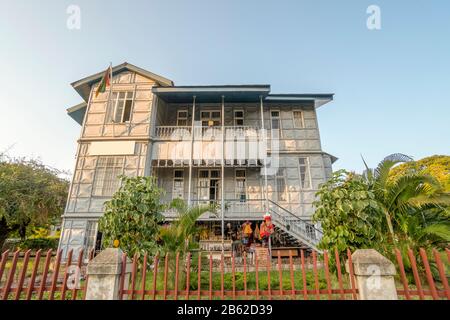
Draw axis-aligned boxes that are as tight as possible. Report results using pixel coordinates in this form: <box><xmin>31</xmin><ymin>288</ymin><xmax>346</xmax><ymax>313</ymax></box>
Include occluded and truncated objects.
<box><xmin>59</xmin><ymin>63</ymin><xmax>336</xmax><ymax>258</ymax></box>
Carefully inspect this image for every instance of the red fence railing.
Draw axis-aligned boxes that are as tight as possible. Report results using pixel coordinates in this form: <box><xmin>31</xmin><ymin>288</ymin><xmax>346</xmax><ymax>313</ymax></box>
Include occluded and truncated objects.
<box><xmin>0</xmin><ymin>247</ymin><xmax>448</xmax><ymax>300</ymax></box>
<box><xmin>0</xmin><ymin>248</ymin><xmax>94</xmax><ymax>300</ymax></box>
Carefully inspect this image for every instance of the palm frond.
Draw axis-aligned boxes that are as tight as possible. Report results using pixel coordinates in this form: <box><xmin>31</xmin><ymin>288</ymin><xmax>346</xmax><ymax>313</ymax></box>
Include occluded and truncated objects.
<box><xmin>407</xmin><ymin>192</ymin><xmax>450</xmax><ymax>209</ymax></box>
<box><xmin>374</xmin><ymin>153</ymin><xmax>413</xmax><ymax>190</ymax></box>
<box><xmin>421</xmin><ymin>223</ymin><xmax>450</xmax><ymax>242</ymax></box>
<box><xmin>361</xmin><ymin>154</ymin><xmax>373</xmax><ymax>181</ymax></box>
<box><xmin>386</xmin><ymin>173</ymin><xmax>440</xmax><ymax>212</ymax></box>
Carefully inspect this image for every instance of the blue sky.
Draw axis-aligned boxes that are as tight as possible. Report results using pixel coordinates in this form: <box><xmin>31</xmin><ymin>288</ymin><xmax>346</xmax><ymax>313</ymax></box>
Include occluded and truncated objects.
<box><xmin>0</xmin><ymin>0</ymin><xmax>449</xmax><ymax>175</ymax></box>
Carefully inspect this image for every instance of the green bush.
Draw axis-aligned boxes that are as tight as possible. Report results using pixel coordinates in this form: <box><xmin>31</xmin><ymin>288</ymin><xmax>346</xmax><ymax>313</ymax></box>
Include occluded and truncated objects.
<box><xmin>19</xmin><ymin>237</ymin><xmax>59</xmax><ymax>250</ymax></box>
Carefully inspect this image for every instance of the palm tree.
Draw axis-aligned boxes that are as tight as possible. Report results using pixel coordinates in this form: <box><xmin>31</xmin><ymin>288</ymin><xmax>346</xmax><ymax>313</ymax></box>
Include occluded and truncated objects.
<box><xmin>362</xmin><ymin>153</ymin><xmax>450</xmax><ymax>248</ymax></box>
<box><xmin>158</xmin><ymin>198</ymin><xmax>214</xmax><ymax>255</ymax></box>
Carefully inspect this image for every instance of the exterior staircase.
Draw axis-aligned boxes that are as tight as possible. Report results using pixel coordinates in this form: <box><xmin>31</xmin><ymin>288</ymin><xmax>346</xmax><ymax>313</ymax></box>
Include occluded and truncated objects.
<box><xmin>267</xmin><ymin>199</ymin><xmax>322</xmax><ymax>253</ymax></box>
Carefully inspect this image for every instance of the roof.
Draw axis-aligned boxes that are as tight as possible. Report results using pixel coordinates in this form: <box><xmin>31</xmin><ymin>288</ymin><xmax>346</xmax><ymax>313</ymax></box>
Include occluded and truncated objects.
<box><xmin>152</xmin><ymin>85</ymin><xmax>333</xmax><ymax>106</ymax></box>
<box><xmin>70</xmin><ymin>62</ymin><xmax>174</xmax><ymax>102</ymax></box>
<box><xmin>67</xmin><ymin>63</ymin><xmax>334</xmax><ymax>124</ymax></box>
<box><xmin>265</xmin><ymin>94</ymin><xmax>334</xmax><ymax>108</ymax></box>
<box><xmin>152</xmin><ymin>85</ymin><xmax>271</xmax><ymax>103</ymax></box>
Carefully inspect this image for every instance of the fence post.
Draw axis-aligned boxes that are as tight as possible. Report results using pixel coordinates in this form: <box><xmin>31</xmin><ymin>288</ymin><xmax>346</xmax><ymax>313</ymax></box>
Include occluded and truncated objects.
<box><xmin>85</xmin><ymin>248</ymin><xmax>132</xmax><ymax>300</ymax></box>
<box><xmin>346</xmin><ymin>249</ymin><xmax>398</xmax><ymax>300</ymax></box>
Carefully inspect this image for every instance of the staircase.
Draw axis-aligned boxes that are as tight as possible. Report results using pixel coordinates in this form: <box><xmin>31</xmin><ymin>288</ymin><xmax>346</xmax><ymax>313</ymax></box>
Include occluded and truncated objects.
<box><xmin>267</xmin><ymin>199</ymin><xmax>323</xmax><ymax>253</ymax></box>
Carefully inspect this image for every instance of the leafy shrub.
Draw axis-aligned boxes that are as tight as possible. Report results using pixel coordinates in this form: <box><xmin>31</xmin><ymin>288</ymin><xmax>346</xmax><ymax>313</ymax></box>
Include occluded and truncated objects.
<box><xmin>19</xmin><ymin>237</ymin><xmax>59</xmax><ymax>250</ymax></box>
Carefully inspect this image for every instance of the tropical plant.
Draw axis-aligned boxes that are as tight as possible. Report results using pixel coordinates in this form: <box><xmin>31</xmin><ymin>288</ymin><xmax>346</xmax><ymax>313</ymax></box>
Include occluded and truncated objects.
<box><xmin>313</xmin><ymin>170</ymin><xmax>384</xmax><ymax>261</ymax></box>
<box><xmin>362</xmin><ymin>153</ymin><xmax>450</xmax><ymax>249</ymax></box>
<box><xmin>158</xmin><ymin>198</ymin><xmax>214</xmax><ymax>256</ymax></box>
<box><xmin>98</xmin><ymin>176</ymin><xmax>165</xmax><ymax>258</ymax></box>
<box><xmin>0</xmin><ymin>157</ymin><xmax>68</xmax><ymax>250</ymax></box>
<box><xmin>313</xmin><ymin>154</ymin><xmax>450</xmax><ymax>274</ymax></box>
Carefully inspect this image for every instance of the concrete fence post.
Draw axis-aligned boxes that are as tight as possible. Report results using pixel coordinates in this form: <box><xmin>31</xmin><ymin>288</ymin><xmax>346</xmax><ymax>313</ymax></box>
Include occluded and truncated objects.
<box><xmin>85</xmin><ymin>248</ymin><xmax>132</xmax><ymax>300</ymax></box>
<box><xmin>346</xmin><ymin>249</ymin><xmax>398</xmax><ymax>300</ymax></box>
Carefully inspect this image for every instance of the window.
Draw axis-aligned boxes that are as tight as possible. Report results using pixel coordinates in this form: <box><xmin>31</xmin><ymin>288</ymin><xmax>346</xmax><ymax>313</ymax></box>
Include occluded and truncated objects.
<box><xmin>201</xmin><ymin>110</ymin><xmax>221</xmax><ymax>126</ymax></box>
<box><xmin>270</xmin><ymin>110</ymin><xmax>280</xmax><ymax>129</ymax></box>
<box><xmin>298</xmin><ymin>157</ymin><xmax>312</xmax><ymax>189</ymax></box>
<box><xmin>172</xmin><ymin>170</ymin><xmax>184</xmax><ymax>199</ymax></box>
<box><xmin>275</xmin><ymin>168</ymin><xmax>287</xmax><ymax>201</ymax></box>
<box><xmin>235</xmin><ymin>169</ymin><xmax>246</xmax><ymax>201</ymax></box>
<box><xmin>84</xmin><ymin>221</ymin><xmax>98</xmax><ymax>256</ymax></box>
<box><xmin>177</xmin><ymin>110</ymin><xmax>188</xmax><ymax>126</ymax></box>
<box><xmin>270</xmin><ymin>110</ymin><xmax>281</xmax><ymax>138</ymax></box>
<box><xmin>107</xmin><ymin>91</ymin><xmax>134</xmax><ymax>123</ymax></box>
<box><xmin>293</xmin><ymin>111</ymin><xmax>304</xmax><ymax>128</ymax></box>
<box><xmin>234</xmin><ymin>110</ymin><xmax>244</xmax><ymax>126</ymax></box>
<box><xmin>92</xmin><ymin>157</ymin><xmax>125</xmax><ymax>196</ymax></box>
<box><xmin>198</xmin><ymin>170</ymin><xmax>220</xmax><ymax>203</ymax></box>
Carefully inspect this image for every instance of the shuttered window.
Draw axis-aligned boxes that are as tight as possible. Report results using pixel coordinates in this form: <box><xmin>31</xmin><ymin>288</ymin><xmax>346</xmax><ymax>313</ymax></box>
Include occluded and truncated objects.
<box><xmin>107</xmin><ymin>91</ymin><xmax>134</xmax><ymax>123</ymax></box>
<box><xmin>92</xmin><ymin>157</ymin><xmax>125</xmax><ymax>196</ymax></box>
<box><xmin>293</xmin><ymin>111</ymin><xmax>304</xmax><ymax>128</ymax></box>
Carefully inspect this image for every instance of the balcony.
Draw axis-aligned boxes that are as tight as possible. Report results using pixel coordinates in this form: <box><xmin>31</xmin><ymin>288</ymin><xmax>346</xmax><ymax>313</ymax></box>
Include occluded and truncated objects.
<box><xmin>153</xmin><ymin>125</ymin><xmax>262</xmax><ymax>140</ymax></box>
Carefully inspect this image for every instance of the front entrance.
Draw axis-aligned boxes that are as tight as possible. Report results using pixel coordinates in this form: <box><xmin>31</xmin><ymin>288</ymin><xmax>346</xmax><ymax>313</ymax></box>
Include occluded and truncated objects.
<box><xmin>198</xmin><ymin>169</ymin><xmax>220</xmax><ymax>205</ymax></box>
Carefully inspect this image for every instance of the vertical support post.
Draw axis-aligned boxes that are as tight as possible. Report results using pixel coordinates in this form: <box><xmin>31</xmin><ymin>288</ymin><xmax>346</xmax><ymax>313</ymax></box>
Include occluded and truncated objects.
<box><xmin>259</xmin><ymin>95</ymin><xmax>269</xmax><ymax>211</ymax></box>
<box><xmin>187</xmin><ymin>96</ymin><xmax>196</xmax><ymax>206</ymax></box>
<box><xmin>260</xmin><ymin>95</ymin><xmax>271</xmax><ymax>256</ymax></box>
<box><xmin>346</xmin><ymin>249</ymin><xmax>398</xmax><ymax>300</ymax></box>
<box><xmin>221</xmin><ymin>95</ymin><xmax>225</xmax><ymax>253</ymax></box>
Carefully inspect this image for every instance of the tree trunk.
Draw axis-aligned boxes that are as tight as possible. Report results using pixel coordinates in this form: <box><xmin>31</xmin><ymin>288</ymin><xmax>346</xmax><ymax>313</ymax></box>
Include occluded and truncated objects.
<box><xmin>0</xmin><ymin>218</ymin><xmax>11</xmax><ymax>252</ymax></box>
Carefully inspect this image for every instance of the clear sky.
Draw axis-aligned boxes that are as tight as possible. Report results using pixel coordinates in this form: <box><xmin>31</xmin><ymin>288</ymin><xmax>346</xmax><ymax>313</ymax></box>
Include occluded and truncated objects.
<box><xmin>0</xmin><ymin>0</ymin><xmax>449</xmax><ymax>175</ymax></box>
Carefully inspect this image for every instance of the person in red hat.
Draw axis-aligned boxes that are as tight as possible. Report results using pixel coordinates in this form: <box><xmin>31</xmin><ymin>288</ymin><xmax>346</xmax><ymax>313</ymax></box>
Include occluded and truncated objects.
<box><xmin>259</xmin><ymin>213</ymin><xmax>274</xmax><ymax>247</ymax></box>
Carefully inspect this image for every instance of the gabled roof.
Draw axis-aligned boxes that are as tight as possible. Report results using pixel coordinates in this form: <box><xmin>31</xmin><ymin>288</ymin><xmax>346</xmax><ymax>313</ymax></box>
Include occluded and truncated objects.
<box><xmin>71</xmin><ymin>62</ymin><xmax>174</xmax><ymax>101</ymax></box>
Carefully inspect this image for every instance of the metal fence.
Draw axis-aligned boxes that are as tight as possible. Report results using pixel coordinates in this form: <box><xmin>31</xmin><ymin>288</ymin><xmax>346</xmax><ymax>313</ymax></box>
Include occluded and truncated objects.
<box><xmin>0</xmin><ymin>249</ymin><xmax>94</xmax><ymax>300</ymax></box>
<box><xmin>0</xmin><ymin>247</ymin><xmax>448</xmax><ymax>300</ymax></box>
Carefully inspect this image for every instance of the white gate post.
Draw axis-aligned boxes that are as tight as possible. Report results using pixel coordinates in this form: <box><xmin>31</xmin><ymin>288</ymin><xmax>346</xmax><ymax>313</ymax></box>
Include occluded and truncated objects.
<box><xmin>85</xmin><ymin>248</ymin><xmax>132</xmax><ymax>300</ymax></box>
<box><xmin>346</xmin><ymin>249</ymin><xmax>398</xmax><ymax>300</ymax></box>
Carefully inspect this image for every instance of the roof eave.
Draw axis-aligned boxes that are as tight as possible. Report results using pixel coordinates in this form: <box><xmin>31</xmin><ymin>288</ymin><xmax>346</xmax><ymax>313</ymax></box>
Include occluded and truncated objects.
<box><xmin>265</xmin><ymin>94</ymin><xmax>334</xmax><ymax>108</ymax></box>
<box><xmin>66</xmin><ymin>102</ymin><xmax>87</xmax><ymax>125</ymax></box>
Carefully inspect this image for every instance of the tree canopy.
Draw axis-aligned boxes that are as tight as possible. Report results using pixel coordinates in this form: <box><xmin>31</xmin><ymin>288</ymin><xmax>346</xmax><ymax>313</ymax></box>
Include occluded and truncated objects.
<box><xmin>389</xmin><ymin>155</ymin><xmax>450</xmax><ymax>192</ymax></box>
<box><xmin>0</xmin><ymin>157</ymin><xmax>68</xmax><ymax>250</ymax></box>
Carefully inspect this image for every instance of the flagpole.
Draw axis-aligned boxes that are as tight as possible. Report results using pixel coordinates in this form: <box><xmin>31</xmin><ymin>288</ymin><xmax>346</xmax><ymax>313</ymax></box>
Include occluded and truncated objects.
<box><xmin>109</xmin><ymin>61</ymin><xmax>113</xmax><ymax>105</ymax></box>
<box><xmin>108</xmin><ymin>62</ymin><xmax>114</xmax><ymax>135</ymax></box>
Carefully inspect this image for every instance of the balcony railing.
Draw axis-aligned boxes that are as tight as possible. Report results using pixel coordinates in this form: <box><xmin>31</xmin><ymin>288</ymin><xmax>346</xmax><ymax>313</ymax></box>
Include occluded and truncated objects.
<box><xmin>154</xmin><ymin>126</ymin><xmax>191</xmax><ymax>139</ymax></box>
<box><xmin>154</xmin><ymin>126</ymin><xmax>262</xmax><ymax>140</ymax></box>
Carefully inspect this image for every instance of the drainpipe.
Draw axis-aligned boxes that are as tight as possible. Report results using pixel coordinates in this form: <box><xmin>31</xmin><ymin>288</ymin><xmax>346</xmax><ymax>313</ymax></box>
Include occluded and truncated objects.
<box><xmin>187</xmin><ymin>96</ymin><xmax>196</xmax><ymax>206</ymax></box>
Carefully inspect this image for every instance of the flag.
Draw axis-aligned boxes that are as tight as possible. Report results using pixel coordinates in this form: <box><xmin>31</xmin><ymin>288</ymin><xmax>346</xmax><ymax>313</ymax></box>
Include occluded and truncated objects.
<box><xmin>95</xmin><ymin>65</ymin><xmax>112</xmax><ymax>98</ymax></box>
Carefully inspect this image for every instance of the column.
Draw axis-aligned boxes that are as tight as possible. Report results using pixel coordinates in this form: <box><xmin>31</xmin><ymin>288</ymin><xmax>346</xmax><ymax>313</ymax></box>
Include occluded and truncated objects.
<box><xmin>187</xmin><ymin>96</ymin><xmax>196</xmax><ymax>206</ymax></box>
